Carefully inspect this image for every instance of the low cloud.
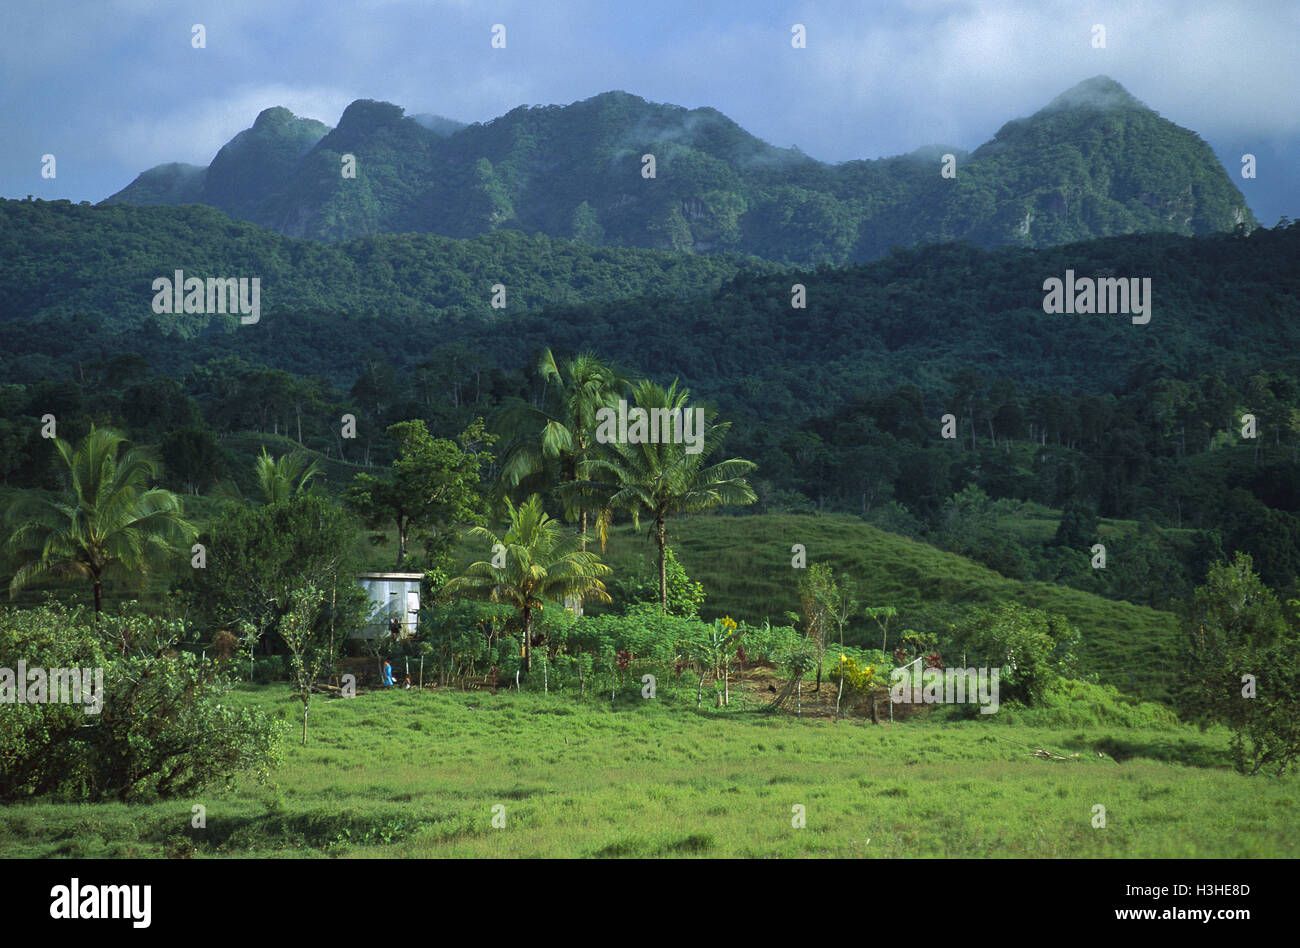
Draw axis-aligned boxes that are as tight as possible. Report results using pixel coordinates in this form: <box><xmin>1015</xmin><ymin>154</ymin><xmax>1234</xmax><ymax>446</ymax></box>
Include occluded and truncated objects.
<box><xmin>105</xmin><ymin>85</ymin><xmax>352</xmax><ymax>170</ymax></box>
<box><xmin>2</xmin><ymin>0</ymin><xmax>1294</xmax><ymax>212</ymax></box>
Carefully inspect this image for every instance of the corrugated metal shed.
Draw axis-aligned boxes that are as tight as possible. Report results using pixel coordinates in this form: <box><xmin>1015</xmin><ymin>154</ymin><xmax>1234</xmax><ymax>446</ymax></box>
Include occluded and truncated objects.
<box><xmin>355</xmin><ymin>572</ymin><xmax>422</xmax><ymax>639</ymax></box>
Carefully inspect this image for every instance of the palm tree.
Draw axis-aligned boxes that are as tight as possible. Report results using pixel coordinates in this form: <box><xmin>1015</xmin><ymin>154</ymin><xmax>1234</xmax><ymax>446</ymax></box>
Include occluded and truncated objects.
<box><xmin>5</xmin><ymin>426</ymin><xmax>197</xmax><ymax>613</ymax></box>
<box><xmin>442</xmin><ymin>494</ymin><xmax>612</xmax><ymax>673</ymax></box>
<box><xmin>254</xmin><ymin>446</ymin><xmax>322</xmax><ymax>504</ymax></box>
<box><xmin>498</xmin><ymin>350</ymin><xmax>627</xmax><ymax>550</ymax></box>
<box><xmin>585</xmin><ymin>379</ymin><xmax>757</xmax><ymax>613</ymax></box>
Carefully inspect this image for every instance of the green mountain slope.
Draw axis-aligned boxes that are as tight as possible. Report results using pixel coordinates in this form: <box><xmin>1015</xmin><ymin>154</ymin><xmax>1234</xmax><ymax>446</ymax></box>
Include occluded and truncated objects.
<box><xmin>105</xmin><ymin>77</ymin><xmax>1254</xmax><ymax>263</ymax></box>
<box><xmin>858</xmin><ymin>76</ymin><xmax>1252</xmax><ymax>258</ymax></box>
<box><xmin>0</xmin><ymin>198</ymin><xmax>778</xmax><ymax>339</ymax></box>
<box><xmin>3</xmin><ymin>199</ymin><xmax>1294</xmax><ymax>406</ymax></box>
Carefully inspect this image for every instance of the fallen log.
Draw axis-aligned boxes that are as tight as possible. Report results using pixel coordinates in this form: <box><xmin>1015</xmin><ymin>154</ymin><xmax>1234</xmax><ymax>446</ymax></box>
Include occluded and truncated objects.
<box><xmin>994</xmin><ymin>734</ymin><xmax>1080</xmax><ymax>761</ymax></box>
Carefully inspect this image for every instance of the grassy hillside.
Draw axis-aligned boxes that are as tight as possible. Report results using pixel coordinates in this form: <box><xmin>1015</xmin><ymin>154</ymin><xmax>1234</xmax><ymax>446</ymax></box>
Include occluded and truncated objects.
<box><xmin>589</xmin><ymin>513</ymin><xmax>1181</xmax><ymax>702</ymax></box>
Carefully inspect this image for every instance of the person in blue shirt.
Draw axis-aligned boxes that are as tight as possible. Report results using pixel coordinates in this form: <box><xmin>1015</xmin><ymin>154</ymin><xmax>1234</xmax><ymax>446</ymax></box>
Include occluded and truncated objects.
<box><xmin>382</xmin><ymin>660</ymin><xmax>395</xmax><ymax>688</ymax></box>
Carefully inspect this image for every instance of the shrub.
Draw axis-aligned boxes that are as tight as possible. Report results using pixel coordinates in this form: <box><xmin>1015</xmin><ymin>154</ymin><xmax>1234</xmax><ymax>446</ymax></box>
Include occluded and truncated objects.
<box><xmin>945</xmin><ymin>677</ymin><xmax>1181</xmax><ymax>728</ymax></box>
<box><xmin>610</xmin><ymin>546</ymin><xmax>706</xmax><ymax>617</ymax></box>
<box><xmin>0</xmin><ymin>602</ymin><xmax>284</xmax><ymax>802</ymax></box>
<box><xmin>419</xmin><ymin>600</ymin><xmax>513</xmax><ymax>685</ymax></box>
<box><xmin>1175</xmin><ymin>553</ymin><xmax>1300</xmax><ymax>775</ymax></box>
<box><xmin>950</xmin><ymin>601</ymin><xmax>1080</xmax><ymax>706</ymax></box>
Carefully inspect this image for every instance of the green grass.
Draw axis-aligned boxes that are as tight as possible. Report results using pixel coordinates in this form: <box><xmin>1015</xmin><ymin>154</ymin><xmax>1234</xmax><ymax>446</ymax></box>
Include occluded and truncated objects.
<box><xmin>991</xmin><ymin>500</ymin><xmax>1198</xmax><ymax>547</ymax></box>
<box><xmin>2</xmin><ymin>685</ymin><xmax>1295</xmax><ymax>858</ymax></box>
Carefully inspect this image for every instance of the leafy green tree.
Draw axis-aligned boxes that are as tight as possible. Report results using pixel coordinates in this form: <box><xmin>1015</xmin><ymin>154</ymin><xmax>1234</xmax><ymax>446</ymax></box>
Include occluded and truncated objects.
<box><xmin>1053</xmin><ymin>500</ymin><xmax>1100</xmax><ymax>549</ymax></box>
<box><xmin>1103</xmin><ymin>522</ymin><xmax>1189</xmax><ymax>608</ymax></box>
<box><xmin>287</xmin><ymin>375</ymin><xmax>329</xmax><ymax>446</ymax></box>
<box><xmin>952</xmin><ymin>602</ymin><xmax>1080</xmax><ymax>705</ymax></box>
<box><xmin>160</xmin><ymin>426</ymin><xmax>226</xmax><ymax>495</ymax></box>
<box><xmin>5</xmin><ymin>426</ymin><xmax>196</xmax><ymax>613</ymax></box>
<box><xmin>865</xmin><ymin>604</ymin><xmax>898</xmax><ymax>653</ymax></box>
<box><xmin>0</xmin><ymin>416</ymin><xmax>28</xmax><ymax>485</ymax></box>
<box><xmin>184</xmin><ymin>493</ymin><xmax>366</xmax><ymax>653</ymax></box>
<box><xmin>278</xmin><ymin>585</ymin><xmax>331</xmax><ymax>745</ymax></box>
<box><xmin>121</xmin><ymin>376</ymin><xmax>203</xmax><ymax>439</ymax></box>
<box><xmin>570</xmin><ymin>201</ymin><xmax>605</xmax><ymax>245</ymax></box>
<box><xmin>344</xmin><ymin>419</ymin><xmax>495</xmax><ymax>568</ymax></box>
<box><xmin>932</xmin><ymin>485</ymin><xmax>1031</xmax><ymax>578</ymax></box>
<box><xmin>824</xmin><ymin>574</ymin><xmax>859</xmax><ymax>651</ymax></box>
<box><xmin>0</xmin><ymin>601</ymin><xmax>106</xmax><ymax>798</ymax></box>
<box><xmin>894</xmin><ymin>448</ymin><xmax>952</xmax><ymax>519</ymax></box>
<box><xmin>1176</xmin><ymin>552</ymin><xmax>1300</xmax><ymax>775</ymax></box>
<box><xmin>788</xmin><ymin>562</ymin><xmax>836</xmax><ymax>691</ymax></box>
<box><xmin>443</xmin><ymin>494</ymin><xmax>612</xmax><ymax>673</ymax></box>
<box><xmin>586</xmin><ymin>379</ymin><xmax>756</xmax><ymax>612</ymax></box>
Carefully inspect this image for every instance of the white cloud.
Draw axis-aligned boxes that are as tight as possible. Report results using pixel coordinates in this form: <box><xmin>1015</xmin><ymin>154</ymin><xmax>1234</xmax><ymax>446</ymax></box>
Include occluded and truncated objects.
<box><xmin>2</xmin><ymin>0</ymin><xmax>1294</xmax><ymax>207</ymax></box>
<box><xmin>106</xmin><ymin>85</ymin><xmax>353</xmax><ymax>170</ymax></box>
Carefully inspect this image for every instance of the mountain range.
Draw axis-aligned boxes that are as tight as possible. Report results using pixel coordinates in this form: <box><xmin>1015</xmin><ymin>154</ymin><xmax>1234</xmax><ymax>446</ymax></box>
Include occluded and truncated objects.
<box><xmin>105</xmin><ymin>77</ymin><xmax>1254</xmax><ymax>265</ymax></box>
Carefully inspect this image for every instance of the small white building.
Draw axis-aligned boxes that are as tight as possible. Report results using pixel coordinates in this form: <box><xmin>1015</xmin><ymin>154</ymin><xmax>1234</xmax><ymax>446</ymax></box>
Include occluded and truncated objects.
<box><xmin>355</xmin><ymin>572</ymin><xmax>422</xmax><ymax>639</ymax></box>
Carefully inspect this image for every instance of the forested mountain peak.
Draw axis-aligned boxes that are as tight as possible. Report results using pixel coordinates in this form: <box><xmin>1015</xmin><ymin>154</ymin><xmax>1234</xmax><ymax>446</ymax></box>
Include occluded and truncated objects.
<box><xmin>460</xmin><ymin>89</ymin><xmax>808</xmax><ymax>170</ymax></box>
<box><xmin>957</xmin><ymin>76</ymin><xmax>1247</xmax><ymax>242</ymax></box>
<box><xmin>211</xmin><ymin>106</ymin><xmax>331</xmax><ymax>159</ymax></box>
<box><xmin>250</xmin><ymin>105</ymin><xmax>321</xmax><ymax>133</ymax></box>
<box><xmin>1038</xmin><ymin>75</ymin><xmax>1149</xmax><ymax>114</ymax></box>
<box><xmin>200</xmin><ymin>106</ymin><xmax>331</xmax><ymax>219</ymax></box>
<box><xmin>333</xmin><ymin>99</ymin><xmax>409</xmax><ymax>135</ymax></box>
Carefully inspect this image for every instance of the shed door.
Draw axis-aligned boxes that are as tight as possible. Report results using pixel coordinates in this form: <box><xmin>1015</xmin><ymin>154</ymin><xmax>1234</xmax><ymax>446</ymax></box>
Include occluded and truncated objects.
<box><xmin>406</xmin><ymin>590</ymin><xmax>419</xmax><ymax>631</ymax></box>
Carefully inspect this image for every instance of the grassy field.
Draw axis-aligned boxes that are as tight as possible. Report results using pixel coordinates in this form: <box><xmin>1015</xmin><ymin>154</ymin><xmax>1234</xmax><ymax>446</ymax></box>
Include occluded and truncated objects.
<box><xmin>2</xmin><ymin>683</ymin><xmax>1296</xmax><ymax>859</ymax></box>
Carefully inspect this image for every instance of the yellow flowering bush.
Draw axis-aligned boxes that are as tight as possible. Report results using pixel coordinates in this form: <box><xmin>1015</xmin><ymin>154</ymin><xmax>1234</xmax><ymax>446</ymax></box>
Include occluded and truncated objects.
<box><xmin>837</xmin><ymin>655</ymin><xmax>877</xmax><ymax>692</ymax></box>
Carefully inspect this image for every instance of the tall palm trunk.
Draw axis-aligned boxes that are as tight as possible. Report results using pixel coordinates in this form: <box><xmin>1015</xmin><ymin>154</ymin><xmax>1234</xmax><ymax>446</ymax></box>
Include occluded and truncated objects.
<box><xmin>521</xmin><ymin>605</ymin><xmax>532</xmax><ymax>673</ymax></box>
<box><xmin>566</xmin><ymin>506</ymin><xmax>587</xmax><ymax>618</ymax></box>
<box><xmin>568</xmin><ymin>455</ymin><xmax>586</xmax><ymax>616</ymax></box>
<box><xmin>656</xmin><ymin>516</ymin><xmax>668</xmax><ymax>613</ymax></box>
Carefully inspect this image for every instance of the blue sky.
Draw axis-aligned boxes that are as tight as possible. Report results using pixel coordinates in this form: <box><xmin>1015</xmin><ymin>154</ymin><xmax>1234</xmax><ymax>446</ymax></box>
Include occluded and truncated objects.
<box><xmin>2</xmin><ymin>0</ymin><xmax>1296</xmax><ymax>223</ymax></box>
